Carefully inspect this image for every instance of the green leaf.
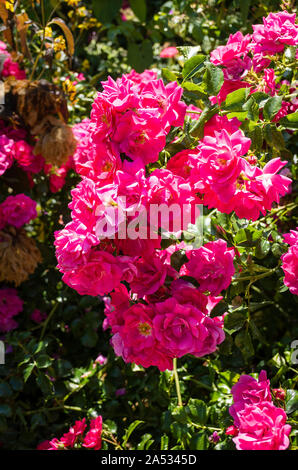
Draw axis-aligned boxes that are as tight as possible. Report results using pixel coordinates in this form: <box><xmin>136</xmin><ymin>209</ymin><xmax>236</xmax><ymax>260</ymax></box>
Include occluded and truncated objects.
<box><xmin>250</xmin><ymin>91</ymin><xmax>270</xmax><ymax>107</ymax></box>
<box><xmin>255</xmin><ymin>239</ymin><xmax>270</xmax><ymax>259</ymax></box>
<box><xmin>203</xmin><ymin>63</ymin><xmax>224</xmax><ymax>96</ymax></box>
<box><xmin>23</xmin><ymin>363</ymin><xmax>35</xmax><ymax>383</ymax></box>
<box><xmin>36</xmin><ymin>372</ymin><xmax>54</xmax><ymax>396</ymax></box>
<box><xmin>248</xmin><ymin>124</ymin><xmax>263</xmax><ymax>152</ymax></box>
<box><xmin>272</xmin><ymin>243</ymin><xmax>283</xmax><ymax>258</ymax></box>
<box><xmin>286</xmin><ymin>390</ymin><xmax>298</xmax><ymax>414</ymax></box>
<box><xmin>92</xmin><ymin>0</ymin><xmax>122</xmax><ymax>23</ymax></box>
<box><xmin>222</xmin><ymin>87</ymin><xmax>250</xmax><ymax>111</ymax></box>
<box><xmin>185</xmin><ymin>399</ymin><xmax>208</xmax><ymax>425</ymax></box>
<box><xmin>137</xmin><ymin>433</ymin><xmax>154</xmax><ymax>450</ymax></box>
<box><xmin>177</xmin><ymin>46</ymin><xmax>201</xmax><ymax>60</ymax></box>
<box><xmin>225</xmin><ymin>310</ymin><xmax>247</xmax><ymax>332</ymax></box>
<box><xmin>160</xmin><ymin>434</ymin><xmax>169</xmax><ymax>450</ymax></box>
<box><xmin>182</xmin><ymin>81</ymin><xmax>209</xmax><ymax>102</ymax></box>
<box><xmin>235</xmin><ymin>329</ymin><xmax>254</xmax><ymax>360</ymax></box>
<box><xmin>190</xmin><ymin>104</ymin><xmax>219</xmax><ymax>138</ymax></box>
<box><xmin>263</xmin><ymin>96</ymin><xmax>282</xmax><ymax>121</ymax></box>
<box><xmin>189</xmin><ymin>431</ymin><xmax>209</xmax><ymax>450</ymax></box>
<box><xmin>35</xmin><ymin>354</ymin><xmax>52</xmax><ymax>369</ymax></box>
<box><xmin>243</xmin><ymin>96</ymin><xmax>259</xmax><ymax>121</ymax></box>
<box><xmin>122</xmin><ymin>420</ymin><xmax>144</xmax><ymax>446</ymax></box>
<box><xmin>129</xmin><ymin>0</ymin><xmax>147</xmax><ymax>22</ymax></box>
<box><xmin>279</xmin><ymin>112</ymin><xmax>298</xmax><ymax>129</ymax></box>
<box><xmin>127</xmin><ymin>39</ymin><xmax>153</xmax><ymax>73</ymax></box>
<box><xmin>182</xmin><ymin>54</ymin><xmax>206</xmax><ymax>81</ymax></box>
<box><xmin>162</xmin><ymin>68</ymin><xmax>178</xmax><ymax>83</ymax></box>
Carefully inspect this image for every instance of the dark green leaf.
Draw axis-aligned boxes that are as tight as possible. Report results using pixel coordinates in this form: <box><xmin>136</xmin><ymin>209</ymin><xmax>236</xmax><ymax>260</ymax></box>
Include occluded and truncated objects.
<box><xmin>92</xmin><ymin>0</ymin><xmax>122</xmax><ymax>23</ymax></box>
<box><xmin>255</xmin><ymin>239</ymin><xmax>270</xmax><ymax>259</ymax></box>
<box><xmin>235</xmin><ymin>329</ymin><xmax>254</xmax><ymax>360</ymax></box>
<box><xmin>129</xmin><ymin>0</ymin><xmax>147</xmax><ymax>22</ymax></box>
<box><xmin>23</xmin><ymin>363</ymin><xmax>35</xmax><ymax>383</ymax></box>
<box><xmin>35</xmin><ymin>354</ymin><xmax>52</xmax><ymax>369</ymax></box>
<box><xmin>127</xmin><ymin>40</ymin><xmax>153</xmax><ymax>73</ymax></box>
<box><xmin>225</xmin><ymin>310</ymin><xmax>247</xmax><ymax>332</ymax></box>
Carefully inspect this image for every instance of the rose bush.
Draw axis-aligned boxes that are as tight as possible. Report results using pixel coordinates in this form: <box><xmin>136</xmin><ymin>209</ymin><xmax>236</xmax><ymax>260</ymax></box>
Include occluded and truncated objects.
<box><xmin>0</xmin><ymin>0</ymin><xmax>297</xmax><ymax>452</ymax></box>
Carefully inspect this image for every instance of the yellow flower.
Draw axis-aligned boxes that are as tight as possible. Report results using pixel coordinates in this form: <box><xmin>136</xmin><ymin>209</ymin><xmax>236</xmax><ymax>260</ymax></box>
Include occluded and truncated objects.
<box><xmin>5</xmin><ymin>0</ymin><xmax>14</xmax><ymax>13</ymax></box>
<box><xmin>44</xmin><ymin>26</ymin><xmax>52</xmax><ymax>38</ymax></box>
<box><xmin>62</xmin><ymin>78</ymin><xmax>77</xmax><ymax>102</ymax></box>
<box><xmin>77</xmin><ymin>6</ymin><xmax>88</xmax><ymax>17</ymax></box>
<box><xmin>53</xmin><ymin>35</ymin><xmax>66</xmax><ymax>52</ymax></box>
<box><xmin>65</xmin><ymin>0</ymin><xmax>80</xmax><ymax>6</ymax></box>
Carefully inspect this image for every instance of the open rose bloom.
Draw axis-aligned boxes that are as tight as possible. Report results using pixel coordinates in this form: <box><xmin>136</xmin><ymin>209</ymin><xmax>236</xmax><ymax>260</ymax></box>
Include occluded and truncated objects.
<box><xmin>228</xmin><ymin>371</ymin><xmax>292</xmax><ymax>450</ymax></box>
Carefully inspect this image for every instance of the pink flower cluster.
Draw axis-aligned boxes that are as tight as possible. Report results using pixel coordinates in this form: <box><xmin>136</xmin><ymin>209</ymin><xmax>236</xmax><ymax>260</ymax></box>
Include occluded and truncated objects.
<box><xmin>281</xmin><ymin>227</ymin><xmax>298</xmax><ymax>295</ymax></box>
<box><xmin>0</xmin><ymin>41</ymin><xmax>26</xmax><ymax>80</ymax></box>
<box><xmin>89</xmin><ymin>69</ymin><xmax>186</xmax><ymax>166</ymax></box>
<box><xmin>170</xmin><ymin>119</ymin><xmax>291</xmax><ymax>220</ymax></box>
<box><xmin>0</xmin><ymin>288</ymin><xmax>23</xmax><ymax>332</ymax></box>
<box><xmin>105</xmin><ymin>279</ymin><xmax>226</xmax><ymax>371</ymax></box>
<box><xmin>209</xmin><ymin>11</ymin><xmax>298</xmax><ymax>119</ymax></box>
<box><xmin>37</xmin><ymin>416</ymin><xmax>102</xmax><ymax>450</ymax></box>
<box><xmin>227</xmin><ymin>371</ymin><xmax>291</xmax><ymax>450</ymax></box>
<box><xmin>0</xmin><ymin>194</ymin><xmax>37</xmax><ymax>230</ymax></box>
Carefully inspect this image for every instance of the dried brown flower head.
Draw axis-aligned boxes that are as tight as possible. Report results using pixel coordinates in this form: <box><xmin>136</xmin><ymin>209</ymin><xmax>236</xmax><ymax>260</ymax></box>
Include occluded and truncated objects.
<box><xmin>0</xmin><ymin>226</ymin><xmax>42</xmax><ymax>286</ymax></box>
<box><xmin>32</xmin><ymin>115</ymin><xmax>77</xmax><ymax>166</ymax></box>
<box><xmin>10</xmin><ymin>79</ymin><xmax>68</xmax><ymax>129</ymax></box>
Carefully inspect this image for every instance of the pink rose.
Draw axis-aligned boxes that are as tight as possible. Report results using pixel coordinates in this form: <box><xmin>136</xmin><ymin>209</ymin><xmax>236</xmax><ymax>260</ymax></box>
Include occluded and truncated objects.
<box><xmin>0</xmin><ymin>194</ymin><xmax>37</xmax><ymax>228</ymax></box>
<box><xmin>233</xmin><ymin>402</ymin><xmax>291</xmax><ymax>450</ymax></box>
<box><xmin>185</xmin><ymin>239</ymin><xmax>235</xmax><ymax>295</ymax></box>
<box><xmin>160</xmin><ymin>46</ymin><xmax>179</xmax><ymax>58</ymax></box>
<box><xmin>229</xmin><ymin>370</ymin><xmax>272</xmax><ymax>425</ymax></box>
<box><xmin>252</xmin><ymin>11</ymin><xmax>298</xmax><ymax>54</ymax></box>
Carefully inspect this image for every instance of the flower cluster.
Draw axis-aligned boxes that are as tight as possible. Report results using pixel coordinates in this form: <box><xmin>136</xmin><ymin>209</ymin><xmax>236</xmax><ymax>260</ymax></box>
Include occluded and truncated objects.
<box><xmin>186</xmin><ymin>126</ymin><xmax>292</xmax><ymax>221</ymax></box>
<box><xmin>55</xmin><ymin>69</ymin><xmax>235</xmax><ymax>369</ymax></box>
<box><xmin>105</xmin><ymin>279</ymin><xmax>227</xmax><ymax>371</ymax></box>
<box><xmin>0</xmin><ymin>194</ymin><xmax>37</xmax><ymax>230</ymax></box>
<box><xmin>0</xmin><ymin>287</ymin><xmax>23</xmax><ymax>332</ymax></box>
<box><xmin>37</xmin><ymin>416</ymin><xmax>103</xmax><ymax>450</ymax></box>
<box><xmin>210</xmin><ymin>11</ymin><xmax>298</xmax><ymax>79</ymax></box>
<box><xmin>227</xmin><ymin>371</ymin><xmax>291</xmax><ymax>450</ymax></box>
<box><xmin>55</xmin><ymin>10</ymin><xmax>296</xmax><ymax>370</ymax></box>
<box><xmin>281</xmin><ymin>227</ymin><xmax>298</xmax><ymax>295</ymax></box>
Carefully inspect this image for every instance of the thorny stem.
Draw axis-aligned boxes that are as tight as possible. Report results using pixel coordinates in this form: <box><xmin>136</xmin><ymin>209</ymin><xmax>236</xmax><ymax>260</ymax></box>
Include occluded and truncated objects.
<box><xmin>173</xmin><ymin>358</ymin><xmax>183</xmax><ymax>407</ymax></box>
